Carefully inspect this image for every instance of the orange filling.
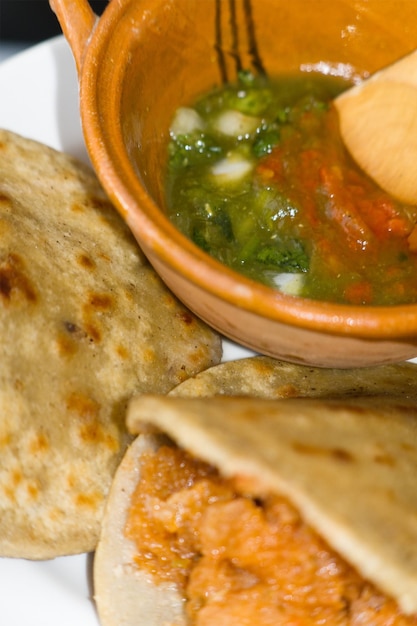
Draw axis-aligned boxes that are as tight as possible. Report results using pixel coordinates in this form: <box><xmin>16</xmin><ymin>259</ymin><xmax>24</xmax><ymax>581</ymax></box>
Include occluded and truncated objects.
<box><xmin>125</xmin><ymin>445</ymin><xmax>417</xmax><ymax>626</ymax></box>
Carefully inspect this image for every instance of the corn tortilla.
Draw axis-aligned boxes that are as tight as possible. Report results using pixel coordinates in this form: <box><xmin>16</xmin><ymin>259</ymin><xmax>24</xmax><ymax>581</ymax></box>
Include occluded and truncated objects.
<box><xmin>169</xmin><ymin>355</ymin><xmax>417</xmax><ymax>399</ymax></box>
<box><xmin>0</xmin><ymin>129</ymin><xmax>222</xmax><ymax>559</ymax></box>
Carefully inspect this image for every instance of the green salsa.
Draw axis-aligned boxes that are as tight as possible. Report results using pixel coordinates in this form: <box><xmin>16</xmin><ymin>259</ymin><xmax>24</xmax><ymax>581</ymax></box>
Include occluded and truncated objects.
<box><xmin>165</xmin><ymin>72</ymin><xmax>417</xmax><ymax>305</ymax></box>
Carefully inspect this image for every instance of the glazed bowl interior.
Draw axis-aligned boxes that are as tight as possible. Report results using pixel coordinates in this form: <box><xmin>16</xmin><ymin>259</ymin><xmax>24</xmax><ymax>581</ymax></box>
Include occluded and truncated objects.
<box><xmin>79</xmin><ymin>0</ymin><xmax>417</xmax><ymax>366</ymax></box>
<box><xmin>117</xmin><ymin>0</ymin><xmax>417</xmax><ymax>209</ymax></box>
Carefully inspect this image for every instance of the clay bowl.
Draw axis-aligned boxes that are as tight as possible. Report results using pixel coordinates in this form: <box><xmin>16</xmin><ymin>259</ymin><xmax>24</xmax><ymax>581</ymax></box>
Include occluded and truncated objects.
<box><xmin>50</xmin><ymin>0</ymin><xmax>417</xmax><ymax>368</ymax></box>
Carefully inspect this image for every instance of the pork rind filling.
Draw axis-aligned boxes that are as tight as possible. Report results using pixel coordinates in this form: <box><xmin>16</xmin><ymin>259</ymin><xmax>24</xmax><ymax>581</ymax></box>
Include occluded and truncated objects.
<box><xmin>125</xmin><ymin>445</ymin><xmax>417</xmax><ymax>625</ymax></box>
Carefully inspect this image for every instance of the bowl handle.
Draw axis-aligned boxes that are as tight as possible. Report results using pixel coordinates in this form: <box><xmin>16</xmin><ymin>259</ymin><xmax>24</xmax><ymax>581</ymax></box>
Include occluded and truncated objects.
<box><xmin>49</xmin><ymin>0</ymin><xmax>97</xmax><ymax>74</ymax></box>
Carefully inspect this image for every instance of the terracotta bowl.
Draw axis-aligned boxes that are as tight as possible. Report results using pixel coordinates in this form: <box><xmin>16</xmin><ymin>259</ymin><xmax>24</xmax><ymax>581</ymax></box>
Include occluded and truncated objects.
<box><xmin>50</xmin><ymin>0</ymin><xmax>417</xmax><ymax>368</ymax></box>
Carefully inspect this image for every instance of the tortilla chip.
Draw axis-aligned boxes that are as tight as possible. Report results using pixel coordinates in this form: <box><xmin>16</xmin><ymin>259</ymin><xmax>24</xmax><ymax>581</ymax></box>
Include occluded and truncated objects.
<box><xmin>124</xmin><ymin>394</ymin><xmax>417</xmax><ymax>615</ymax></box>
<box><xmin>0</xmin><ymin>129</ymin><xmax>221</xmax><ymax>559</ymax></box>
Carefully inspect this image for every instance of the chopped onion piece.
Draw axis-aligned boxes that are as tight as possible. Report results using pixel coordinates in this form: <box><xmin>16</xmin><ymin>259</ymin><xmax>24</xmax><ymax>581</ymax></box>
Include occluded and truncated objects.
<box><xmin>273</xmin><ymin>273</ymin><xmax>305</xmax><ymax>296</ymax></box>
<box><xmin>211</xmin><ymin>154</ymin><xmax>253</xmax><ymax>182</ymax></box>
<box><xmin>214</xmin><ymin>110</ymin><xmax>260</xmax><ymax>138</ymax></box>
<box><xmin>170</xmin><ymin>107</ymin><xmax>204</xmax><ymax>138</ymax></box>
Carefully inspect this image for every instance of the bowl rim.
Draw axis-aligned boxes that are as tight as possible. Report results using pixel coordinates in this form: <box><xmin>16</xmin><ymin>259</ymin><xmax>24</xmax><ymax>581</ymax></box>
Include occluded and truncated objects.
<box><xmin>77</xmin><ymin>0</ymin><xmax>417</xmax><ymax>341</ymax></box>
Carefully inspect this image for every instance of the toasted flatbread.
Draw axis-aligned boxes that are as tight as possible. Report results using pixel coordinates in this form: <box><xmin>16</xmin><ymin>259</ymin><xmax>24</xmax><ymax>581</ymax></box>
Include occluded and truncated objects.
<box><xmin>94</xmin><ymin>393</ymin><xmax>417</xmax><ymax>625</ymax></box>
<box><xmin>169</xmin><ymin>355</ymin><xmax>417</xmax><ymax>399</ymax></box>
<box><xmin>0</xmin><ymin>129</ymin><xmax>221</xmax><ymax>559</ymax></box>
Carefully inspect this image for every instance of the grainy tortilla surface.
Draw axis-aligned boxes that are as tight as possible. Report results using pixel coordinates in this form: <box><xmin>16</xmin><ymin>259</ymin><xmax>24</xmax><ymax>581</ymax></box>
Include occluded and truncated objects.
<box><xmin>169</xmin><ymin>355</ymin><xmax>417</xmax><ymax>399</ymax></box>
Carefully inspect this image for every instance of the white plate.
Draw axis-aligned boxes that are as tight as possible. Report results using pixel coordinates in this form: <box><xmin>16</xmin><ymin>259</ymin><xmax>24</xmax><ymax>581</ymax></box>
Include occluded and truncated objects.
<box><xmin>0</xmin><ymin>35</ymin><xmax>253</xmax><ymax>626</ymax></box>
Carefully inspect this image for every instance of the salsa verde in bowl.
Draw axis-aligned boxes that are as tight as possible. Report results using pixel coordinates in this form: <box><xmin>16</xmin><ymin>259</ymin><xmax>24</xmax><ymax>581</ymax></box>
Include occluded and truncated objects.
<box><xmin>51</xmin><ymin>0</ymin><xmax>417</xmax><ymax>367</ymax></box>
<box><xmin>167</xmin><ymin>71</ymin><xmax>417</xmax><ymax>307</ymax></box>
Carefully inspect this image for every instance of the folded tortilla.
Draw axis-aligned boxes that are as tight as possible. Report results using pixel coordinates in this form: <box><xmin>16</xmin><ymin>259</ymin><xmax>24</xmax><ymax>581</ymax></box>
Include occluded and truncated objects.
<box><xmin>94</xmin><ymin>392</ymin><xmax>417</xmax><ymax>625</ymax></box>
<box><xmin>0</xmin><ymin>129</ymin><xmax>221</xmax><ymax>559</ymax></box>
